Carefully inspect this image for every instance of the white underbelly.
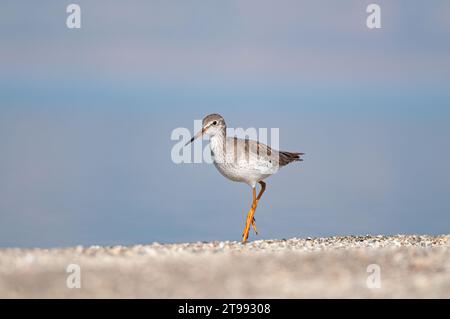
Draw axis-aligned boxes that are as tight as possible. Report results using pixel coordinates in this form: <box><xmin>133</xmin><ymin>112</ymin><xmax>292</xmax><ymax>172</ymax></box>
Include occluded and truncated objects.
<box><xmin>213</xmin><ymin>161</ymin><xmax>270</xmax><ymax>186</ymax></box>
<box><xmin>209</xmin><ymin>135</ymin><xmax>276</xmax><ymax>187</ymax></box>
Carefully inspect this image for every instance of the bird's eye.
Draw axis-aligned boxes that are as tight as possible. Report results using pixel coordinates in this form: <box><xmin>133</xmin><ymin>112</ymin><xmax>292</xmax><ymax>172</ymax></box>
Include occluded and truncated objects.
<box><xmin>212</xmin><ymin>121</ymin><xmax>218</xmax><ymax>126</ymax></box>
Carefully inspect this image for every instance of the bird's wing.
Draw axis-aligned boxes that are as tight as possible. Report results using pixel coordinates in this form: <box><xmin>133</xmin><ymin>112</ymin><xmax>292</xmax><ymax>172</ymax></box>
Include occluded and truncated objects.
<box><xmin>225</xmin><ymin>138</ymin><xmax>280</xmax><ymax>174</ymax></box>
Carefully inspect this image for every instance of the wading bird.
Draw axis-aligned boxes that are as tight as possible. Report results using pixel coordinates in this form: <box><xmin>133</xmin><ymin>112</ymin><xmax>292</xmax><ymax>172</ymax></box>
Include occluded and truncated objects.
<box><xmin>186</xmin><ymin>114</ymin><xmax>304</xmax><ymax>243</ymax></box>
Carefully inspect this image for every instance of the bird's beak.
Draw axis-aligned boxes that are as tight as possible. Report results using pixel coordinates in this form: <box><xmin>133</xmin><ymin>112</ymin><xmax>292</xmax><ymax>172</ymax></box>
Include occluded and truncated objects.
<box><xmin>185</xmin><ymin>127</ymin><xmax>206</xmax><ymax>146</ymax></box>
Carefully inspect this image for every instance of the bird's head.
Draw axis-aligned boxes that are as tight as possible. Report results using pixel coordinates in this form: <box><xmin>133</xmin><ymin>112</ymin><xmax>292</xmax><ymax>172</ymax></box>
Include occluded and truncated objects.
<box><xmin>185</xmin><ymin>114</ymin><xmax>226</xmax><ymax>145</ymax></box>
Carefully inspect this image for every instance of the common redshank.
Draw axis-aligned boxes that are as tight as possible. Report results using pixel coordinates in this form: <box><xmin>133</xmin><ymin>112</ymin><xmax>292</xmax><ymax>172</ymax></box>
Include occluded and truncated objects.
<box><xmin>185</xmin><ymin>114</ymin><xmax>304</xmax><ymax>243</ymax></box>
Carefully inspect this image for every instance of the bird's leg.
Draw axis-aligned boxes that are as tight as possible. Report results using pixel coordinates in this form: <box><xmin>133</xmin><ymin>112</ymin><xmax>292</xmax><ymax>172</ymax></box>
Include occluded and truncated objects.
<box><xmin>242</xmin><ymin>182</ymin><xmax>267</xmax><ymax>243</ymax></box>
<box><xmin>257</xmin><ymin>181</ymin><xmax>266</xmax><ymax>201</ymax></box>
<box><xmin>251</xmin><ymin>217</ymin><xmax>258</xmax><ymax>235</ymax></box>
<box><xmin>250</xmin><ymin>181</ymin><xmax>266</xmax><ymax>235</ymax></box>
<box><xmin>242</xmin><ymin>188</ymin><xmax>257</xmax><ymax>243</ymax></box>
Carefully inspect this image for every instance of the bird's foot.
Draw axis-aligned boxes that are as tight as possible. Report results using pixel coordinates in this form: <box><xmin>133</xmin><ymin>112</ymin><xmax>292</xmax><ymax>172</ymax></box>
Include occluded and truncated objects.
<box><xmin>242</xmin><ymin>218</ymin><xmax>258</xmax><ymax>237</ymax></box>
<box><xmin>251</xmin><ymin>218</ymin><xmax>258</xmax><ymax>235</ymax></box>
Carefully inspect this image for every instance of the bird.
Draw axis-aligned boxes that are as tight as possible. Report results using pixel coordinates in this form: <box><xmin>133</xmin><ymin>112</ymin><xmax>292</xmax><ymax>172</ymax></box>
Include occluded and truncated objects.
<box><xmin>185</xmin><ymin>114</ymin><xmax>304</xmax><ymax>243</ymax></box>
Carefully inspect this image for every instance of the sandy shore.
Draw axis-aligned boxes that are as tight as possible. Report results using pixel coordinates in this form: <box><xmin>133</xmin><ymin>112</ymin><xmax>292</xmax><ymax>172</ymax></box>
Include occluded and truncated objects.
<box><xmin>1</xmin><ymin>235</ymin><xmax>449</xmax><ymax>298</ymax></box>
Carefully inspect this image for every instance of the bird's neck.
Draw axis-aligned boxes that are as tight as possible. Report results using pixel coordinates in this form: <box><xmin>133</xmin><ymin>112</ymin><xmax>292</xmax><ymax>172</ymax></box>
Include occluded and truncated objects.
<box><xmin>209</xmin><ymin>128</ymin><xmax>227</xmax><ymax>161</ymax></box>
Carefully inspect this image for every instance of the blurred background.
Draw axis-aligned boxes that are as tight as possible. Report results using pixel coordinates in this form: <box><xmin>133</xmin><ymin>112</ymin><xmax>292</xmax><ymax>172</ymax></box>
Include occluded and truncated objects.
<box><xmin>1</xmin><ymin>1</ymin><xmax>449</xmax><ymax>248</ymax></box>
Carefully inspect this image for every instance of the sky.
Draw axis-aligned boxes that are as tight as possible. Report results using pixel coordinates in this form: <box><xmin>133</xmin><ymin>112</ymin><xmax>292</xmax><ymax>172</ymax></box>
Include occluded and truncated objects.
<box><xmin>0</xmin><ymin>1</ymin><xmax>449</xmax><ymax>248</ymax></box>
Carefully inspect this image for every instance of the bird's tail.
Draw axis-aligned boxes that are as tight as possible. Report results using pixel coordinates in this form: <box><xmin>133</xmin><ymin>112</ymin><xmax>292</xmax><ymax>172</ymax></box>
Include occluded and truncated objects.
<box><xmin>279</xmin><ymin>151</ymin><xmax>304</xmax><ymax>166</ymax></box>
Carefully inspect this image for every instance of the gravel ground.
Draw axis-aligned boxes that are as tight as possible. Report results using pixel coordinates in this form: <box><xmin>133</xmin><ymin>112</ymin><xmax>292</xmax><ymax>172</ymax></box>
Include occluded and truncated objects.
<box><xmin>1</xmin><ymin>235</ymin><xmax>449</xmax><ymax>298</ymax></box>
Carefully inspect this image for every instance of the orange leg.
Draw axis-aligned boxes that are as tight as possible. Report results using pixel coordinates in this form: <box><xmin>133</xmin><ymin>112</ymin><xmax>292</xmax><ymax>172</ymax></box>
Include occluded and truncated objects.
<box><xmin>257</xmin><ymin>181</ymin><xmax>266</xmax><ymax>201</ymax></box>
<box><xmin>251</xmin><ymin>181</ymin><xmax>266</xmax><ymax>234</ymax></box>
<box><xmin>251</xmin><ymin>217</ymin><xmax>258</xmax><ymax>235</ymax></box>
<box><xmin>242</xmin><ymin>181</ymin><xmax>267</xmax><ymax>243</ymax></box>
